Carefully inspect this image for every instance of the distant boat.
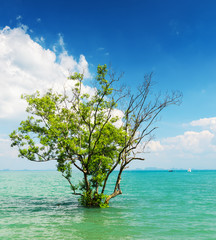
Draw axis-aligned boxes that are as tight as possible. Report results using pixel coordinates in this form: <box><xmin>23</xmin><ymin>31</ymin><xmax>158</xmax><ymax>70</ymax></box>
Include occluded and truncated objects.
<box><xmin>187</xmin><ymin>168</ymin><xmax>191</xmax><ymax>172</ymax></box>
<box><xmin>168</xmin><ymin>170</ymin><xmax>174</xmax><ymax>172</ymax></box>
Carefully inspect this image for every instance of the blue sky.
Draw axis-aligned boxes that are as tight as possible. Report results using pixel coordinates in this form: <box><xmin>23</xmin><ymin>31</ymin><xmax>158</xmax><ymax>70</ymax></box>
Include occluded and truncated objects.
<box><xmin>1</xmin><ymin>0</ymin><xmax>216</xmax><ymax>170</ymax></box>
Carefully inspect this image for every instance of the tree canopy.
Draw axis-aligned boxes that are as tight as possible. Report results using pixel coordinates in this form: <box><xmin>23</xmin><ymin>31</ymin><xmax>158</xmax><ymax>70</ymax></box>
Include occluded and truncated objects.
<box><xmin>10</xmin><ymin>65</ymin><xmax>182</xmax><ymax>207</ymax></box>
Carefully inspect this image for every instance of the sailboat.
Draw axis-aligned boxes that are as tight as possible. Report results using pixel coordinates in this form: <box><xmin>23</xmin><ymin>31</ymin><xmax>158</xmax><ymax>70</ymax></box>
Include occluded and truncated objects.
<box><xmin>187</xmin><ymin>168</ymin><xmax>191</xmax><ymax>172</ymax></box>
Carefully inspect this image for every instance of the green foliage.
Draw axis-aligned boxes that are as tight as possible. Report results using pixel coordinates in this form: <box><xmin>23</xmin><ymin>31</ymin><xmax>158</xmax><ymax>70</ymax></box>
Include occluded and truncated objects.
<box><xmin>80</xmin><ymin>191</ymin><xmax>109</xmax><ymax>208</ymax></box>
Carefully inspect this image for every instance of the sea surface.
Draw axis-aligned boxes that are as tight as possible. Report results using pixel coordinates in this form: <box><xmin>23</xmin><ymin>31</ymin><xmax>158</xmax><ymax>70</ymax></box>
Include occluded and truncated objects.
<box><xmin>1</xmin><ymin>170</ymin><xmax>216</xmax><ymax>239</ymax></box>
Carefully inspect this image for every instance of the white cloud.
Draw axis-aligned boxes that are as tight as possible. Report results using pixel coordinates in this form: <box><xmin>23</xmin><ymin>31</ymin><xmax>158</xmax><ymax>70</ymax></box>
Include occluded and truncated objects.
<box><xmin>0</xmin><ymin>25</ymin><xmax>91</xmax><ymax>119</ymax></box>
<box><xmin>111</xmin><ymin>109</ymin><xmax>124</xmax><ymax>128</ymax></box>
<box><xmin>136</xmin><ymin>117</ymin><xmax>216</xmax><ymax>169</ymax></box>
<box><xmin>145</xmin><ymin>117</ymin><xmax>216</xmax><ymax>156</ymax></box>
<box><xmin>146</xmin><ymin>140</ymin><xmax>164</xmax><ymax>152</ymax></box>
<box><xmin>162</xmin><ymin>130</ymin><xmax>215</xmax><ymax>154</ymax></box>
<box><xmin>190</xmin><ymin>117</ymin><xmax>216</xmax><ymax>132</ymax></box>
<box><xmin>136</xmin><ymin>129</ymin><xmax>216</xmax><ymax>170</ymax></box>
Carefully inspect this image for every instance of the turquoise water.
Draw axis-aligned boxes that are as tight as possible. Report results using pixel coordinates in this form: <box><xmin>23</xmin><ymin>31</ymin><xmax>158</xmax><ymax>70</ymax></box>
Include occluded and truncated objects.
<box><xmin>1</xmin><ymin>170</ymin><xmax>216</xmax><ymax>239</ymax></box>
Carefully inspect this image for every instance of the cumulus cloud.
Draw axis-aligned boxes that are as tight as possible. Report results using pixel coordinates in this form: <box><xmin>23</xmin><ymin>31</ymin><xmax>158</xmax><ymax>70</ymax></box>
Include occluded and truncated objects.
<box><xmin>162</xmin><ymin>130</ymin><xmax>215</xmax><ymax>154</ymax></box>
<box><xmin>144</xmin><ymin>117</ymin><xmax>216</xmax><ymax>156</ymax></box>
<box><xmin>110</xmin><ymin>109</ymin><xmax>125</xmax><ymax>128</ymax></box>
<box><xmin>134</xmin><ymin>116</ymin><xmax>216</xmax><ymax>169</ymax></box>
<box><xmin>0</xmin><ymin>25</ymin><xmax>91</xmax><ymax>119</ymax></box>
<box><xmin>190</xmin><ymin>117</ymin><xmax>216</xmax><ymax>132</ymax></box>
<box><xmin>146</xmin><ymin>140</ymin><xmax>164</xmax><ymax>152</ymax></box>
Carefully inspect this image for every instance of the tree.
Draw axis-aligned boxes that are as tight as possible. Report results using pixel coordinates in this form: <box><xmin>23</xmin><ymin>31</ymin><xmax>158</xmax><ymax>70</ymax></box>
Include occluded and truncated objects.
<box><xmin>10</xmin><ymin>65</ymin><xmax>182</xmax><ymax>207</ymax></box>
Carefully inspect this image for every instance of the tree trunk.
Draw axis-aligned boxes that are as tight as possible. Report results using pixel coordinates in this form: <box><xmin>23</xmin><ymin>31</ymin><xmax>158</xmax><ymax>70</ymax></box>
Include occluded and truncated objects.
<box><xmin>84</xmin><ymin>172</ymin><xmax>90</xmax><ymax>191</ymax></box>
<box><xmin>104</xmin><ymin>166</ymin><xmax>124</xmax><ymax>204</ymax></box>
<box><xmin>105</xmin><ymin>189</ymin><xmax>122</xmax><ymax>204</ymax></box>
